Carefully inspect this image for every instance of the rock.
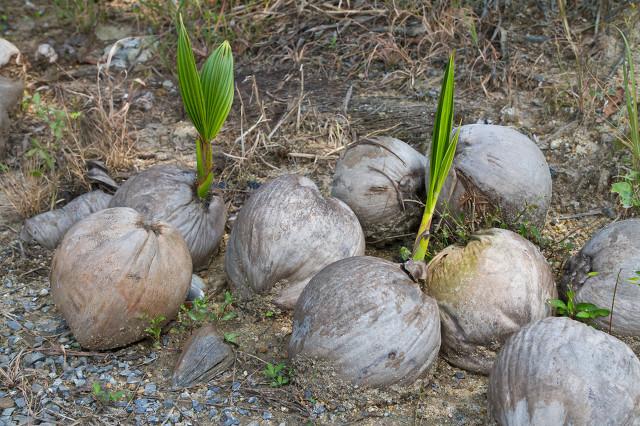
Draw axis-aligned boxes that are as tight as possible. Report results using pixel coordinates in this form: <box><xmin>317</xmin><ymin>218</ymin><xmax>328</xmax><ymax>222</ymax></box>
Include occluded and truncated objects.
<box><xmin>50</xmin><ymin>207</ymin><xmax>192</xmax><ymax>350</ymax></box>
<box><xmin>172</xmin><ymin>325</ymin><xmax>234</xmax><ymax>388</ymax></box>
<box><xmin>187</xmin><ymin>275</ymin><xmax>206</xmax><ymax>301</ymax></box>
<box><xmin>225</xmin><ymin>175</ymin><xmax>365</xmax><ymax>309</ymax></box>
<box><xmin>109</xmin><ymin>164</ymin><xmax>226</xmax><ymax>269</ymax></box>
<box><xmin>35</xmin><ymin>43</ymin><xmax>58</xmax><ymax>63</ymax></box>
<box><xmin>425</xmin><ymin>228</ymin><xmax>556</xmax><ymax>374</ymax></box>
<box><xmin>95</xmin><ymin>24</ymin><xmax>132</xmax><ymax>41</ymax></box>
<box><xmin>0</xmin><ymin>77</ymin><xmax>23</xmax><ymax>159</ymax></box>
<box><xmin>489</xmin><ymin>317</ymin><xmax>640</xmax><ymax>424</ymax></box>
<box><xmin>20</xmin><ymin>190</ymin><xmax>113</xmax><ymax>250</ymax></box>
<box><xmin>102</xmin><ymin>37</ymin><xmax>156</xmax><ymax>70</ymax></box>
<box><xmin>562</xmin><ymin>219</ymin><xmax>640</xmax><ymax>336</ymax></box>
<box><xmin>289</xmin><ymin>256</ymin><xmax>441</xmax><ymax>387</ymax></box>
<box><xmin>331</xmin><ymin>136</ymin><xmax>427</xmax><ymax>243</ymax></box>
<box><xmin>0</xmin><ymin>39</ymin><xmax>20</xmax><ymax>67</ymax></box>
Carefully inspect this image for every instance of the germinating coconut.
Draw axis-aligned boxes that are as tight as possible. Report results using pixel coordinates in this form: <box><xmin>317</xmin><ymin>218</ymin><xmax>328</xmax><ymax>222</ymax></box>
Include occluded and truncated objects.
<box><xmin>425</xmin><ymin>228</ymin><xmax>556</xmax><ymax>374</ymax></box>
<box><xmin>289</xmin><ymin>256</ymin><xmax>441</xmax><ymax>387</ymax></box>
<box><xmin>331</xmin><ymin>136</ymin><xmax>427</xmax><ymax>243</ymax></box>
<box><xmin>109</xmin><ymin>164</ymin><xmax>226</xmax><ymax>269</ymax></box>
<box><xmin>225</xmin><ymin>174</ymin><xmax>365</xmax><ymax>309</ymax></box>
<box><xmin>489</xmin><ymin>317</ymin><xmax>640</xmax><ymax>424</ymax></box>
<box><xmin>440</xmin><ymin>124</ymin><xmax>552</xmax><ymax>229</ymax></box>
<box><xmin>562</xmin><ymin>219</ymin><xmax>640</xmax><ymax>336</ymax></box>
<box><xmin>50</xmin><ymin>207</ymin><xmax>192</xmax><ymax>350</ymax></box>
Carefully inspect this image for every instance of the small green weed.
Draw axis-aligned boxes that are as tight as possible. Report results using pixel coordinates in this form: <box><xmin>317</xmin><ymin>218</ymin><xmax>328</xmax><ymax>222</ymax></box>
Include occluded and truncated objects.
<box><xmin>549</xmin><ymin>277</ymin><xmax>610</xmax><ymax>324</ymax></box>
<box><xmin>91</xmin><ymin>382</ymin><xmax>126</xmax><ymax>405</ymax></box>
<box><xmin>223</xmin><ymin>332</ymin><xmax>239</xmax><ymax>345</ymax></box>
<box><xmin>263</xmin><ymin>362</ymin><xmax>291</xmax><ymax>388</ymax></box>
<box><xmin>144</xmin><ymin>315</ymin><xmax>166</xmax><ymax>348</ymax></box>
<box><xmin>179</xmin><ymin>291</ymin><xmax>236</xmax><ymax>327</ymax></box>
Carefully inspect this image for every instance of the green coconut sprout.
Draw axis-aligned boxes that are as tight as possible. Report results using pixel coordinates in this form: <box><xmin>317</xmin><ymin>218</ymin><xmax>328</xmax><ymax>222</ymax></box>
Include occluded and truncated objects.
<box><xmin>413</xmin><ymin>53</ymin><xmax>460</xmax><ymax>262</ymax></box>
<box><xmin>176</xmin><ymin>14</ymin><xmax>234</xmax><ymax>199</ymax></box>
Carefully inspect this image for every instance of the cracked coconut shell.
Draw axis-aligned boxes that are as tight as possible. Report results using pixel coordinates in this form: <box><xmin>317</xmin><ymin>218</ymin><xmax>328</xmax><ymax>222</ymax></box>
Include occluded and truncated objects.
<box><xmin>425</xmin><ymin>228</ymin><xmax>556</xmax><ymax>374</ymax></box>
<box><xmin>489</xmin><ymin>317</ymin><xmax>640</xmax><ymax>425</ymax></box>
<box><xmin>289</xmin><ymin>256</ymin><xmax>441</xmax><ymax>387</ymax></box>
<box><xmin>331</xmin><ymin>136</ymin><xmax>427</xmax><ymax>243</ymax></box>
<box><xmin>109</xmin><ymin>164</ymin><xmax>226</xmax><ymax>269</ymax></box>
<box><xmin>50</xmin><ymin>207</ymin><xmax>192</xmax><ymax>350</ymax></box>
<box><xmin>225</xmin><ymin>174</ymin><xmax>365</xmax><ymax>309</ymax></box>
<box><xmin>562</xmin><ymin>219</ymin><xmax>640</xmax><ymax>336</ymax></box>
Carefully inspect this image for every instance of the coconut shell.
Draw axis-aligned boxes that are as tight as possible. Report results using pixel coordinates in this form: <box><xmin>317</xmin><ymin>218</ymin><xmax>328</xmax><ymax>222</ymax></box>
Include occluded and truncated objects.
<box><xmin>425</xmin><ymin>228</ymin><xmax>556</xmax><ymax>374</ymax></box>
<box><xmin>331</xmin><ymin>136</ymin><xmax>427</xmax><ymax>243</ymax></box>
<box><xmin>109</xmin><ymin>164</ymin><xmax>226</xmax><ymax>269</ymax></box>
<box><xmin>289</xmin><ymin>256</ymin><xmax>441</xmax><ymax>387</ymax></box>
<box><xmin>0</xmin><ymin>77</ymin><xmax>24</xmax><ymax>159</ymax></box>
<box><xmin>173</xmin><ymin>325</ymin><xmax>234</xmax><ymax>389</ymax></box>
<box><xmin>50</xmin><ymin>207</ymin><xmax>192</xmax><ymax>350</ymax></box>
<box><xmin>225</xmin><ymin>174</ymin><xmax>365</xmax><ymax>309</ymax></box>
<box><xmin>562</xmin><ymin>219</ymin><xmax>640</xmax><ymax>336</ymax></box>
<box><xmin>440</xmin><ymin>124</ymin><xmax>552</xmax><ymax>229</ymax></box>
<box><xmin>489</xmin><ymin>317</ymin><xmax>640</xmax><ymax>425</ymax></box>
<box><xmin>20</xmin><ymin>190</ymin><xmax>113</xmax><ymax>249</ymax></box>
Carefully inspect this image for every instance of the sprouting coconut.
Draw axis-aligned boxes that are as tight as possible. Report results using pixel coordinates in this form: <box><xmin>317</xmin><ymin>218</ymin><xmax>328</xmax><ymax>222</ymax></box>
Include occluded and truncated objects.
<box><xmin>331</xmin><ymin>136</ymin><xmax>427</xmax><ymax>243</ymax></box>
<box><xmin>21</xmin><ymin>190</ymin><xmax>112</xmax><ymax>249</ymax></box>
<box><xmin>110</xmin><ymin>16</ymin><xmax>233</xmax><ymax>270</ymax></box>
<box><xmin>289</xmin><ymin>256</ymin><xmax>441</xmax><ymax>387</ymax></box>
<box><xmin>440</xmin><ymin>124</ymin><xmax>552</xmax><ymax>229</ymax></box>
<box><xmin>224</xmin><ymin>174</ymin><xmax>365</xmax><ymax>309</ymax></box>
<box><xmin>50</xmin><ymin>207</ymin><xmax>192</xmax><ymax>350</ymax></box>
<box><xmin>562</xmin><ymin>219</ymin><xmax>640</xmax><ymax>336</ymax></box>
<box><xmin>289</xmin><ymin>54</ymin><xmax>459</xmax><ymax>388</ymax></box>
<box><xmin>424</xmin><ymin>228</ymin><xmax>556</xmax><ymax>374</ymax></box>
<box><xmin>489</xmin><ymin>317</ymin><xmax>640</xmax><ymax>424</ymax></box>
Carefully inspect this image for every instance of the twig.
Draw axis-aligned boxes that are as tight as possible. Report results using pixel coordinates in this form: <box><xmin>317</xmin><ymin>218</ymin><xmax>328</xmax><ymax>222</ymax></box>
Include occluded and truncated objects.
<box><xmin>609</xmin><ymin>269</ymin><xmax>623</xmax><ymax>334</ymax></box>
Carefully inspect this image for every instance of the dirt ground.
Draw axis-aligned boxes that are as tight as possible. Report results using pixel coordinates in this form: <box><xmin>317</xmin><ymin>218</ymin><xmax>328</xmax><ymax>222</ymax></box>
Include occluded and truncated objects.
<box><xmin>1</xmin><ymin>0</ymin><xmax>639</xmax><ymax>425</ymax></box>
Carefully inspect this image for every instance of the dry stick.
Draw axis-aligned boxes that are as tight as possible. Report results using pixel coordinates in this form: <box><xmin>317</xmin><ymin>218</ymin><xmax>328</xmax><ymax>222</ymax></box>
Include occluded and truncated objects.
<box><xmin>609</xmin><ymin>269</ymin><xmax>623</xmax><ymax>334</ymax></box>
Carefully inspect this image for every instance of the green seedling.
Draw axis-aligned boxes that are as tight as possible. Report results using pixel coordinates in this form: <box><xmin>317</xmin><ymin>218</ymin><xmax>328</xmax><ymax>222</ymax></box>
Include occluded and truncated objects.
<box><xmin>216</xmin><ymin>291</ymin><xmax>236</xmax><ymax>321</ymax></box>
<box><xmin>179</xmin><ymin>291</ymin><xmax>237</xmax><ymax>328</ymax></box>
<box><xmin>549</xmin><ymin>278</ymin><xmax>610</xmax><ymax>325</ymax></box>
<box><xmin>144</xmin><ymin>315</ymin><xmax>166</xmax><ymax>348</ymax></box>
<box><xmin>223</xmin><ymin>332</ymin><xmax>239</xmax><ymax>345</ymax></box>
<box><xmin>176</xmin><ymin>13</ymin><xmax>234</xmax><ymax>199</ymax></box>
<box><xmin>91</xmin><ymin>382</ymin><xmax>126</xmax><ymax>405</ymax></box>
<box><xmin>413</xmin><ymin>53</ymin><xmax>460</xmax><ymax>262</ymax></box>
<box><xmin>264</xmin><ymin>310</ymin><xmax>275</xmax><ymax>318</ymax></box>
<box><xmin>263</xmin><ymin>362</ymin><xmax>291</xmax><ymax>388</ymax></box>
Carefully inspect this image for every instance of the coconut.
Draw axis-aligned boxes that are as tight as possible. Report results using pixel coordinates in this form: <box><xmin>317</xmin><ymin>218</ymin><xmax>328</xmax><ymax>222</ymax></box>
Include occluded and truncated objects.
<box><xmin>225</xmin><ymin>174</ymin><xmax>365</xmax><ymax>309</ymax></box>
<box><xmin>424</xmin><ymin>228</ymin><xmax>556</xmax><ymax>374</ymax></box>
<box><xmin>489</xmin><ymin>317</ymin><xmax>640</xmax><ymax>424</ymax></box>
<box><xmin>562</xmin><ymin>219</ymin><xmax>640</xmax><ymax>336</ymax></box>
<box><xmin>289</xmin><ymin>256</ymin><xmax>441</xmax><ymax>387</ymax></box>
<box><xmin>440</xmin><ymin>124</ymin><xmax>552</xmax><ymax>229</ymax></box>
<box><xmin>50</xmin><ymin>207</ymin><xmax>192</xmax><ymax>350</ymax></box>
<box><xmin>331</xmin><ymin>136</ymin><xmax>427</xmax><ymax>243</ymax></box>
<box><xmin>20</xmin><ymin>190</ymin><xmax>113</xmax><ymax>249</ymax></box>
<box><xmin>109</xmin><ymin>164</ymin><xmax>226</xmax><ymax>269</ymax></box>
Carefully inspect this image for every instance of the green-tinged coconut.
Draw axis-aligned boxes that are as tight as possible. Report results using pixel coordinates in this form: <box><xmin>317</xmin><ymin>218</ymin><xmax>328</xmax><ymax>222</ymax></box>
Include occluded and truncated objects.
<box><xmin>489</xmin><ymin>317</ymin><xmax>640</xmax><ymax>425</ymax></box>
<box><xmin>331</xmin><ymin>136</ymin><xmax>426</xmax><ymax>243</ymax></box>
<box><xmin>109</xmin><ymin>164</ymin><xmax>226</xmax><ymax>269</ymax></box>
<box><xmin>425</xmin><ymin>228</ymin><xmax>556</xmax><ymax>374</ymax></box>
<box><xmin>50</xmin><ymin>207</ymin><xmax>192</xmax><ymax>350</ymax></box>
<box><xmin>225</xmin><ymin>174</ymin><xmax>365</xmax><ymax>309</ymax></box>
<box><xmin>289</xmin><ymin>256</ymin><xmax>441</xmax><ymax>387</ymax></box>
<box><xmin>562</xmin><ymin>219</ymin><xmax>640</xmax><ymax>336</ymax></box>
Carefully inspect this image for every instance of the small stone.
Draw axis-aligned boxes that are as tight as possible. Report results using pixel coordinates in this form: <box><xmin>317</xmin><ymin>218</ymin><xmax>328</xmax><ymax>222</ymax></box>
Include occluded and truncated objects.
<box><xmin>454</xmin><ymin>371</ymin><xmax>465</xmax><ymax>380</ymax></box>
<box><xmin>237</xmin><ymin>408</ymin><xmax>249</xmax><ymax>416</ymax></box>
<box><xmin>36</xmin><ymin>43</ymin><xmax>58</xmax><ymax>63</ymax></box>
<box><xmin>187</xmin><ymin>275</ymin><xmax>206</xmax><ymax>301</ymax></box>
<box><xmin>312</xmin><ymin>403</ymin><xmax>326</xmax><ymax>415</ymax></box>
<box><xmin>2</xmin><ymin>408</ymin><xmax>14</xmax><ymax>416</ymax></box>
<box><xmin>6</xmin><ymin>320</ymin><xmax>20</xmax><ymax>331</ymax></box>
<box><xmin>31</xmin><ymin>384</ymin><xmax>43</xmax><ymax>393</ymax></box>
<box><xmin>0</xmin><ymin>398</ymin><xmax>13</xmax><ymax>409</ymax></box>
<box><xmin>222</xmin><ymin>414</ymin><xmax>240</xmax><ymax>426</ymax></box>
<box><xmin>192</xmin><ymin>400</ymin><xmax>204</xmax><ymax>413</ymax></box>
<box><xmin>143</xmin><ymin>383</ymin><xmax>156</xmax><ymax>396</ymax></box>
<box><xmin>231</xmin><ymin>381</ymin><xmax>241</xmax><ymax>391</ymax></box>
<box><xmin>39</xmin><ymin>288</ymin><xmax>49</xmax><ymax>296</ymax></box>
<box><xmin>14</xmin><ymin>398</ymin><xmax>25</xmax><ymax>409</ymax></box>
<box><xmin>247</xmin><ymin>396</ymin><xmax>257</xmax><ymax>404</ymax></box>
<box><xmin>23</xmin><ymin>352</ymin><xmax>45</xmax><ymax>366</ymax></box>
<box><xmin>208</xmin><ymin>407</ymin><xmax>218</xmax><ymax>418</ymax></box>
<box><xmin>162</xmin><ymin>399</ymin><xmax>173</xmax><ymax>409</ymax></box>
<box><xmin>263</xmin><ymin>411</ymin><xmax>273</xmax><ymax>420</ymax></box>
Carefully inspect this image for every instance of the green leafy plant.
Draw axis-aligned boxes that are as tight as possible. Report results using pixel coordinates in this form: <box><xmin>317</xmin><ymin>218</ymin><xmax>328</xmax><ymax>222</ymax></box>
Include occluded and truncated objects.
<box><xmin>549</xmin><ymin>278</ymin><xmax>610</xmax><ymax>324</ymax></box>
<box><xmin>179</xmin><ymin>291</ymin><xmax>237</xmax><ymax>327</ymax></box>
<box><xmin>176</xmin><ymin>13</ymin><xmax>234</xmax><ymax>199</ymax></box>
<box><xmin>144</xmin><ymin>315</ymin><xmax>166</xmax><ymax>348</ymax></box>
<box><xmin>263</xmin><ymin>362</ymin><xmax>291</xmax><ymax>388</ymax></box>
<box><xmin>611</xmin><ymin>28</ymin><xmax>640</xmax><ymax>209</ymax></box>
<box><xmin>413</xmin><ymin>53</ymin><xmax>460</xmax><ymax>262</ymax></box>
<box><xmin>91</xmin><ymin>382</ymin><xmax>126</xmax><ymax>405</ymax></box>
<box><xmin>223</xmin><ymin>332</ymin><xmax>239</xmax><ymax>345</ymax></box>
<box><xmin>216</xmin><ymin>291</ymin><xmax>236</xmax><ymax>321</ymax></box>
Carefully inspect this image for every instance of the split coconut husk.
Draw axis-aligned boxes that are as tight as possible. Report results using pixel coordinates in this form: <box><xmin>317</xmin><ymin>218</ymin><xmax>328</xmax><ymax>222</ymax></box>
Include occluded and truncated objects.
<box><xmin>562</xmin><ymin>219</ymin><xmax>640</xmax><ymax>336</ymax></box>
<box><xmin>109</xmin><ymin>164</ymin><xmax>226</xmax><ymax>269</ymax></box>
<box><xmin>289</xmin><ymin>256</ymin><xmax>441</xmax><ymax>387</ymax></box>
<box><xmin>50</xmin><ymin>207</ymin><xmax>192</xmax><ymax>350</ymax></box>
<box><xmin>20</xmin><ymin>190</ymin><xmax>112</xmax><ymax>249</ymax></box>
<box><xmin>225</xmin><ymin>174</ymin><xmax>365</xmax><ymax>309</ymax></box>
<box><xmin>424</xmin><ymin>228</ymin><xmax>556</xmax><ymax>374</ymax></box>
<box><xmin>489</xmin><ymin>317</ymin><xmax>640</xmax><ymax>424</ymax></box>
<box><xmin>331</xmin><ymin>136</ymin><xmax>427</xmax><ymax>243</ymax></box>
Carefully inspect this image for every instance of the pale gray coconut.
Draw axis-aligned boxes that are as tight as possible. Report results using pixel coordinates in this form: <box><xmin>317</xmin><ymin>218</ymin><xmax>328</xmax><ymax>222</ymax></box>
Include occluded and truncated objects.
<box><xmin>50</xmin><ymin>207</ymin><xmax>192</xmax><ymax>350</ymax></box>
<box><xmin>225</xmin><ymin>174</ymin><xmax>365</xmax><ymax>309</ymax></box>
<box><xmin>289</xmin><ymin>256</ymin><xmax>441</xmax><ymax>387</ymax></box>
<box><xmin>20</xmin><ymin>190</ymin><xmax>112</xmax><ymax>249</ymax></box>
<box><xmin>562</xmin><ymin>219</ymin><xmax>640</xmax><ymax>336</ymax></box>
<box><xmin>425</xmin><ymin>228</ymin><xmax>556</xmax><ymax>374</ymax></box>
<box><xmin>331</xmin><ymin>136</ymin><xmax>427</xmax><ymax>243</ymax></box>
<box><xmin>0</xmin><ymin>76</ymin><xmax>23</xmax><ymax>159</ymax></box>
<box><xmin>439</xmin><ymin>124</ymin><xmax>552</xmax><ymax>229</ymax></box>
<box><xmin>109</xmin><ymin>164</ymin><xmax>226</xmax><ymax>269</ymax></box>
<box><xmin>489</xmin><ymin>317</ymin><xmax>640</xmax><ymax>425</ymax></box>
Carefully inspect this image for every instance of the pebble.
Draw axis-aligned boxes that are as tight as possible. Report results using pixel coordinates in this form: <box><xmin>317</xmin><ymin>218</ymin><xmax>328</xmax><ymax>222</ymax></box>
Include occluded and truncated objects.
<box><xmin>231</xmin><ymin>381</ymin><xmax>241</xmax><ymax>391</ymax></box>
<box><xmin>6</xmin><ymin>320</ymin><xmax>20</xmax><ymax>331</ymax></box>
<box><xmin>23</xmin><ymin>352</ymin><xmax>45</xmax><ymax>366</ymax></box>
<box><xmin>247</xmin><ymin>396</ymin><xmax>258</xmax><ymax>404</ymax></box>
<box><xmin>454</xmin><ymin>371</ymin><xmax>465</xmax><ymax>380</ymax></box>
<box><xmin>143</xmin><ymin>383</ymin><xmax>156</xmax><ymax>396</ymax></box>
<box><xmin>208</xmin><ymin>408</ymin><xmax>218</xmax><ymax>418</ymax></box>
<box><xmin>262</xmin><ymin>411</ymin><xmax>273</xmax><ymax>420</ymax></box>
<box><xmin>36</xmin><ymin>43</ymin><xmax>58</xmax><ymax>63</ymax></box>
<box><xmin>14</xmin><ymin>398</ymin><xmax>25</xmax><ymax>409</ymax></box>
